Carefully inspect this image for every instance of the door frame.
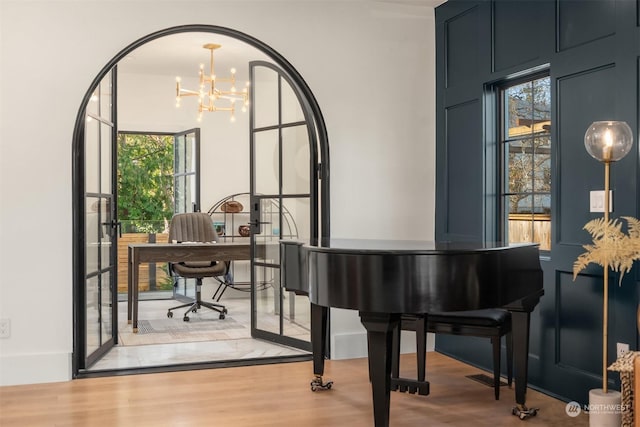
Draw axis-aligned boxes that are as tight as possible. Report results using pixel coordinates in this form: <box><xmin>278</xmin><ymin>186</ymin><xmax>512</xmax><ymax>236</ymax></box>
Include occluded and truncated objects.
<box><xmin>71</xmin><ymin>25</ymin><xmax>330</xmax><ymax>378</ymax></box>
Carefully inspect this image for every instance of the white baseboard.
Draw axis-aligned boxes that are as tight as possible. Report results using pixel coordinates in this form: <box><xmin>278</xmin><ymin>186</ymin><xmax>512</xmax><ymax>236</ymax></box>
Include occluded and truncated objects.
<box><xmin>0</xmin><ymin>352</ymin><xmax>71</xmax><ymax>386</ymax></box>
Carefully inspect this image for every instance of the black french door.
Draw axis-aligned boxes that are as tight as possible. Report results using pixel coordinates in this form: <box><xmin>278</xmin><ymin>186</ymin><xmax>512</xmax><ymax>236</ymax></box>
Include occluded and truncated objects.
<box><xmin>79</xmin><ymin>68</ymin><xmax>119</xmax><ymax>369</ymax></box>
<box><xmin>249</xmin><ymin>61</ymin><xmax>320</xmax><ymax>351</ymax></box>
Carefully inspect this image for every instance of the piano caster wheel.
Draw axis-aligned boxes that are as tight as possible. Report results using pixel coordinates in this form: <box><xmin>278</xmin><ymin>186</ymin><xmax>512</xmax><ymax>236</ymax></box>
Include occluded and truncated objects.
<box><xmin>310</xmin><ymin>376</ymin><xmax>333</xmax><ymax>392</ymax></box>
<box><xmin>512</xmin><ymin>405</ymin><xmax>538</xmax><ymax>420</ymax></box>
<box><xmin>167</xmin><ymin>311</ymin><xmax>173</xmax><ymax>318</ymax></box>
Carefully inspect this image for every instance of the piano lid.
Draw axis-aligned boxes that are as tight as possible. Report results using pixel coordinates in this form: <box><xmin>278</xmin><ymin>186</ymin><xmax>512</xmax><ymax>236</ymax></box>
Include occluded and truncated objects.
<box><xmin>281</xmin><ymin>239</ymin><xmax>543</xmax><ymax>313</ymax></box>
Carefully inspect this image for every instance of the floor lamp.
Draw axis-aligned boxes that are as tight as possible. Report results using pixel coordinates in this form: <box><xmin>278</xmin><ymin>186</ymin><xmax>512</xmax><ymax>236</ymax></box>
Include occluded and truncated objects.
<box><xmin>583</xmin><ymin>120</ymin><xmax>633</xmax><ymax>426</ymax></box>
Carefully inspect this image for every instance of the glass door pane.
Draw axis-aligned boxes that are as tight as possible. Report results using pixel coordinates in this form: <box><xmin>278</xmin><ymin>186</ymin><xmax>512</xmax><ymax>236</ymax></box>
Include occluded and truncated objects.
<box><xmin>254</xmin><ymin>130</ymin><xmax>279</xmax><ymax>195</ymax></box>
<box><xmin>282</xmin><ymin>125</ymin><xmax>310</xmax><ymax>195</ymax></box>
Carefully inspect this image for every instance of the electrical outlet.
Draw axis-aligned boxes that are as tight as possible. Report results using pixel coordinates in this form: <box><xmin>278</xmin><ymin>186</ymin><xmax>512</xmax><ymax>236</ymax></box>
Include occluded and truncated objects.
<box><xmin>0</xmin><ymin>319</ymin><xmax>10</xmax><ymax>339</ymax></box>
<box><xmin>617</xmin><ymin>342</ymin><xmax>630</xmax><ymax>359</ymax></box>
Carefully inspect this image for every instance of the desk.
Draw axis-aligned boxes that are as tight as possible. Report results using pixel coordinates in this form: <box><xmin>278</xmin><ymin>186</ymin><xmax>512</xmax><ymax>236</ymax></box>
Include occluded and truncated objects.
<box><xmin>127</xmin><ymin>242</ymin><xmax>251</xmax><ymax>332</ymax></box>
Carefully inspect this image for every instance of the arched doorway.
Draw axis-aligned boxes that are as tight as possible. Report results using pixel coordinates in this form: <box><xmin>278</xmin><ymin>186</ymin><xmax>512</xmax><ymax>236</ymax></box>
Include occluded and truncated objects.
<box><xmin>71</xmin><ymin>25</ymin><xmax>330</xmax><ymax>376</ymax></box>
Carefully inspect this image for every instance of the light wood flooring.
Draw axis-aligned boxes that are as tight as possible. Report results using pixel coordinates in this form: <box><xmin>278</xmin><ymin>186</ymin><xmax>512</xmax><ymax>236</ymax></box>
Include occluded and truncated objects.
<box><xmin>1</xmin><ymin>352</ymin><xmax>588</xmax><ymax>426</ymax></box>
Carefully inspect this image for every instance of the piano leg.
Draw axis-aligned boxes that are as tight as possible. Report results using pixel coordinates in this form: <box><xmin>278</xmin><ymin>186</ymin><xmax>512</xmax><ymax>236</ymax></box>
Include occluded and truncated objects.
<box><xmin>511</xmin><ymin>310</ymin><xmax>538</xmax><ymax>420</ymax></box>
<box><xmin>360</xmin><ymin>311</ymin><xmax>401</xmax><ymax>427</ymax></box>
<box><xmin>310</xmin><ymin>303</ymin><xmax>333</xmax><ymax>391</ymax></box>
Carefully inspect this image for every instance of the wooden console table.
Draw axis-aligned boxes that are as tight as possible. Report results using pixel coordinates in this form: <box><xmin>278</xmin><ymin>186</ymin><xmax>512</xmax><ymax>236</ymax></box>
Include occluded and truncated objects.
<box><xmin>127</xmin><ymin>242</ymin><xmax>251</xmax><ymax>332</ymax></box>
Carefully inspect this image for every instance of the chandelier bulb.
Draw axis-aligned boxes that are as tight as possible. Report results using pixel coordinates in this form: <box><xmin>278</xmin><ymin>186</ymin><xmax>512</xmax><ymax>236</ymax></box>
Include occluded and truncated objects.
<box><xmin>176</xmin><ymin>76</ymin><xmax>181</xmax><ymax>83</ymax></box>
<box><xmin>231</xmin><ymin>67</ymin><xmax>236</xmax><ymax>74</ymax></box>
<box><xmin>241</xmin><ymin>106</ymin><xmax>247</xmax><ymax>113</ymax></box>
<box><xmin>230</xmin><ymin>115</ymin><xmax>236</xmax><ymax>123</ymax></box>
<box><xmin>231</xmin><ymin>86</ymin><xmax>237</xmax><ymax>92</ymax></box>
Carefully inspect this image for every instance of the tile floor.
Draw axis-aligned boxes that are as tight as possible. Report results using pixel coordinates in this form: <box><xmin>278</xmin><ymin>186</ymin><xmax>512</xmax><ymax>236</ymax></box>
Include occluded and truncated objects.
<box><xmin>89</xmin><ymin>295</ymin><xmax>310</xmax><ymax>371</ymax></box>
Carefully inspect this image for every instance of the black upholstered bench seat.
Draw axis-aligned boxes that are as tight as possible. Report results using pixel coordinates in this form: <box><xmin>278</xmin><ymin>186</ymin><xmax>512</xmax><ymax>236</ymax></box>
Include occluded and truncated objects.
<box><xmin>427</xmin><ymin>309</ymin><xmax>511</xmax><ymax>327</ymax></box>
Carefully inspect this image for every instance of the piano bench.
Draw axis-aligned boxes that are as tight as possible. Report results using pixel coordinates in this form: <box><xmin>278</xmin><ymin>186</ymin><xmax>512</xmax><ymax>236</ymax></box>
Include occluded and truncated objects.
<box><xmin>392</xmin><ymin>309</ymin><xmax>513</xmax><ymax>400</ymax></box>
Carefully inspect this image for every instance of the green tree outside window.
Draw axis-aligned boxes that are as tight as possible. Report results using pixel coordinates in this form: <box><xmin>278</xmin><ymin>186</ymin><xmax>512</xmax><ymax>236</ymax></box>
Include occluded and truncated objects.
<box><xmin>117</xmin><ymin>133</ymin><xmax>174</xmax><ymax>233</ymax></box>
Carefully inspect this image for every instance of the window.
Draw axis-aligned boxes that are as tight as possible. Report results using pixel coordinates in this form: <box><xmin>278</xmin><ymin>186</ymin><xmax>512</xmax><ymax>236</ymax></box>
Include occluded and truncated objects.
<box><xmin>500</xmin><ymin>75</ymin><xmax>551</xmax><ymax>251</ymax></box>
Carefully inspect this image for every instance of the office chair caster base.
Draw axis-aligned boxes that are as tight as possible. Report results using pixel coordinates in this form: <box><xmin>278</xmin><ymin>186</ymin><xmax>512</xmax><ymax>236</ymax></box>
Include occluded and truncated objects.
<box><xmin>167</xmin><ymin>311</ymin><xmax>173</xmax><ymax>318</ymax></box>
<box><xmin>219</xmin><ymin>313</ymin><xmax>226</xmax><ymax>319</ymax></box>
<box><xmin>512</xmin><ymin>404</ymin><xmax>538</xmax><ymax>420</ymax></box>
<box><xmin>183</xmin><ymin>316</ymin><xmax>190</xmax><ymax>322</ymax></box>
<box><xmin>310</xmin><ymin>375</ymin><xmax>333</xmax><ymax>391</ymax></box>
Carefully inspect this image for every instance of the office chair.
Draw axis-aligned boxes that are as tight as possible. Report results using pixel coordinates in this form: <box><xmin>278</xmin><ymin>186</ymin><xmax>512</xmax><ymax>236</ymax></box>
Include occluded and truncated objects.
<box><xmin>392</xmin><ymin>309</ymin><xmax>512</xmax><ymax>400</ymax></box>
<box><xmin>166</xmin><ymin>212</ymin><xmax>230</xmax><ymax>321</ymax></box>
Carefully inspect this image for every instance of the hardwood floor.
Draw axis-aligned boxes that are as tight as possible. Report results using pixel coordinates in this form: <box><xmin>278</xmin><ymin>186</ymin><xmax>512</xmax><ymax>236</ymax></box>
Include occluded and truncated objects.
<box><xmin>0</xmin><ymin>352</ymin><xmax>588</xmax><ymax>426</ymax></box>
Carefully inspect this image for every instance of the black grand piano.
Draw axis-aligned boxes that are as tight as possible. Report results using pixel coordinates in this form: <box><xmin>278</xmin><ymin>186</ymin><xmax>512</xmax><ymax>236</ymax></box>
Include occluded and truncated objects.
<box><xmin>281</xmin><ymin>239</ymin><xmax>543</xmax><ymax>427</ymax></box>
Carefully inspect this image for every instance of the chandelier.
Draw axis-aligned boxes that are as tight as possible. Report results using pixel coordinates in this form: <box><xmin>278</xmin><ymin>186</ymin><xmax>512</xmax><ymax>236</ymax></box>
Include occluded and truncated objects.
<box><xmin>175</xmin><ymin>43</ymin><xmax>250</xmax><ymax>122</ymax></box>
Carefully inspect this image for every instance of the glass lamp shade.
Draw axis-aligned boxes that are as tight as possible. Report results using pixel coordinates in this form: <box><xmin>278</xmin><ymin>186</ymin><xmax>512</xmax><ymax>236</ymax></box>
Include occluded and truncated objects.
<box><xmin>584</xmin><ymin>121</ymin><xmax>633</xmax><ymax>162</ymax></box>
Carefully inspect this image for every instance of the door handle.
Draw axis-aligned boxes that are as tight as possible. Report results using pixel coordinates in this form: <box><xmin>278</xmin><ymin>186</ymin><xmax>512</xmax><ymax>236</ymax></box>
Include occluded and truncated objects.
<box><xmin>248</xmin><ymin>219</ymin><xmax>270</xmax><ymax>234</ymax></box>
<box><xmin>102</xmin><ymin>219</ymin><xmax>122</xmax><ymax>237</ymax></box>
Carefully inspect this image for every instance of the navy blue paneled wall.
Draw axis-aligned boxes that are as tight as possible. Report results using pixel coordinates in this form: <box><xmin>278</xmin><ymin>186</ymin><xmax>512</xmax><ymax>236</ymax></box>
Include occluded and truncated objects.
<box><xmin>435</xmin><ymin>0</ymin><xmax>639</xmax><ymax>404</ymax></box>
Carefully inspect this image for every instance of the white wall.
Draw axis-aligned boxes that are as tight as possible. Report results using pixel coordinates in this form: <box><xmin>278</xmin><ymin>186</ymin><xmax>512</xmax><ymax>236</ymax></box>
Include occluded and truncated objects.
<box><xmin>0</xmin><ymin>0</ymin><xmax>436</xmax><ymax>385</ymax></box>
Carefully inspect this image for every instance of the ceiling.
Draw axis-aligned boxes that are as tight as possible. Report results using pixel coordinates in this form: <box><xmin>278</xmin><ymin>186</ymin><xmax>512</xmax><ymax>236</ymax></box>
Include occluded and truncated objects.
<box><xmin>117</xmin><ymin>1</ymin><xmax>447</xmax><ymax>78</ymax></box>
<box><xmin>118</xmin><ymin>32</ymin><xmax>268</xmax><ymax>78</ymax></box>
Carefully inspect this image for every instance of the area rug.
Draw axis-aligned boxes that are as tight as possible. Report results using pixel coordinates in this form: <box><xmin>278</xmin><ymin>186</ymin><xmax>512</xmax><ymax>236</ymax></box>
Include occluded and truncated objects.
<box><xmin>119</xmin><ymin>316</ymin><xmax>247</xmax><ymax>346</ymax></box>
<box><xmin>136</xmin><ymin>317</ymin><xmax>244</xmax><ymax>334</ymax></box>
<box><xmin>118</xmin><ymin>299</ymin><xmax>250</xmax><ymax>346</ymax></box>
